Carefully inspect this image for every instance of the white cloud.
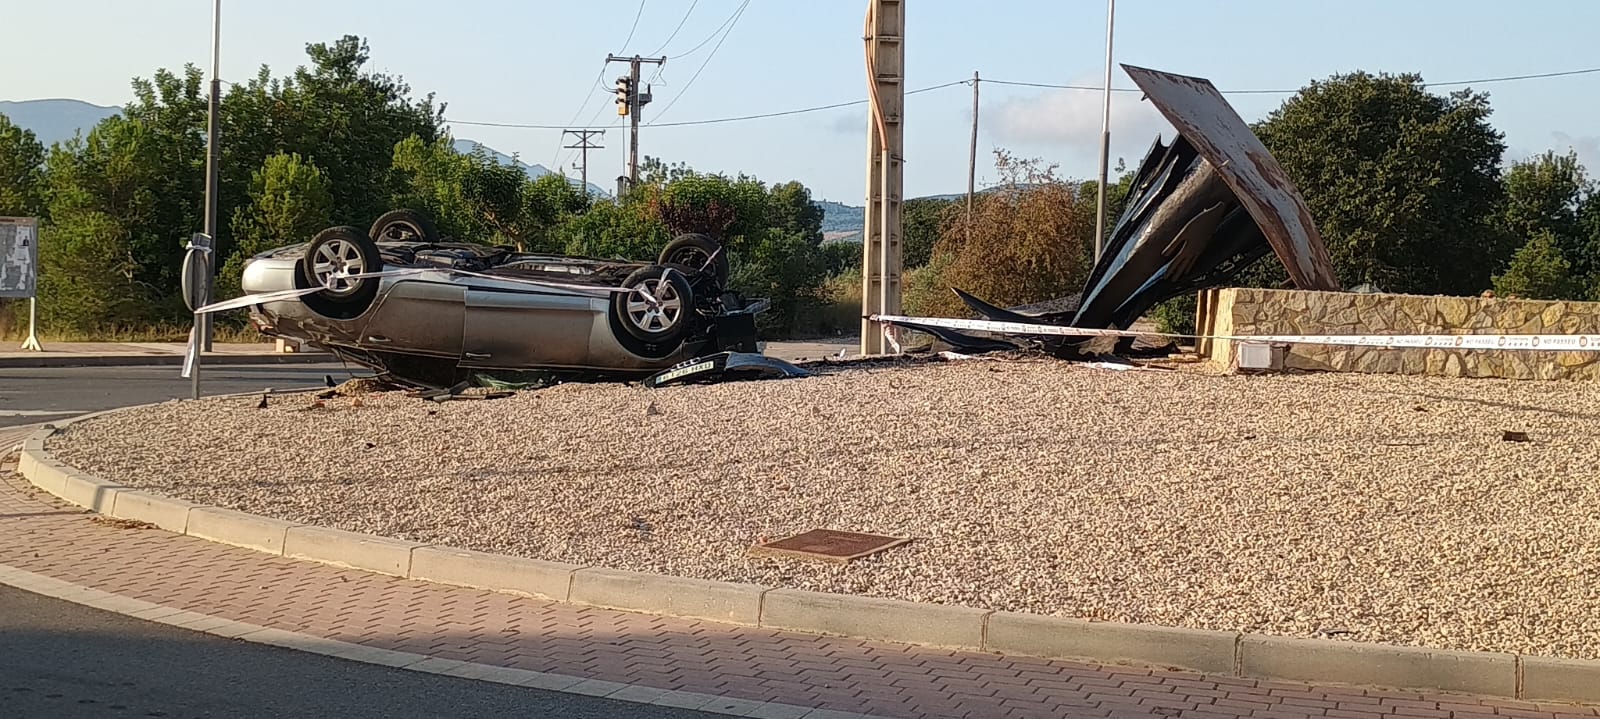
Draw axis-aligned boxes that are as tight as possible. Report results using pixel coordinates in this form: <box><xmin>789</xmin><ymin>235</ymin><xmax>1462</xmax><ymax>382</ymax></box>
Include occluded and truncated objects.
<box><xmin>987</xmin><ymin>86</ymin><xmax>1174</xmax><ymax>164</ymax></box>
<box><xmin>1549</xmin><ymin>132</ymin><xmax>1600</xmax><ymax>171</ymax></box>
<box><xmin>828</xmin><ymin>109</ymin><xmax>868</xmax><ymax>134</ymax></box>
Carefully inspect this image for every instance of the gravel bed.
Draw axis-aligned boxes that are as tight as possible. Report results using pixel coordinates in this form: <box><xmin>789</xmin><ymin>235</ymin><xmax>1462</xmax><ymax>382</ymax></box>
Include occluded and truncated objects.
<box><xmin>47</xmin><ymin>358</ymin><xmax>1600</xmax><ymax>659</ymax></box>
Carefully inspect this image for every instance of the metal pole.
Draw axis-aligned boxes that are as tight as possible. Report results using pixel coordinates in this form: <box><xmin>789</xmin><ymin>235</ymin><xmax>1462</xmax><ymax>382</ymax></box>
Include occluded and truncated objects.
<box><xmin>193</xmin><ymin>0</ymin><xmax>220</xmax><ymax>395</ymax></box>
<box><xmin>202</xmin><ymin>0</ymin><xmax>221</xmax><ymax>352</ymax></box>
<box><xmin>1094</xmin><ymin>0</ymin><xmax>1116</xmax><ymax>263</ymax></box>
<box><xmin>22</xmin><ymin>297</ymin><xmax>41</xmax><ymax>351</ymax></box>
<box><xmin>967</xmin><ymin>71</ymin><xmax>979</xmax><ymax>226</ymax></box>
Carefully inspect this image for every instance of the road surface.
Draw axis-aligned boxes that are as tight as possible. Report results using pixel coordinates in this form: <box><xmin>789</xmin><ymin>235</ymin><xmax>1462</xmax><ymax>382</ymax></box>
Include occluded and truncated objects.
<box><xmin>0</xmin><ymin>584</ymin><xmax>724</xmax><ymax>719</ymax></box>
<box><xmin>0</xmin><ymin>364</ymin><xmax>354</xmax><ymax>428</ymax></box>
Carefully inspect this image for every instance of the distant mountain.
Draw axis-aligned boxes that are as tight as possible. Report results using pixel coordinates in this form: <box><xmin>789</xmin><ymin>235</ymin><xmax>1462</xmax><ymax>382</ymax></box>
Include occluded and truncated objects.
<box><xmin>453</xmin><ymin>139</ymin><xmax>608</xmax><ymax>197</ymax></box>
<box><xmin>0</xmin><ymin>98</ymin><xmax>120</xmax><ymax>146</ymax></box>
<box><xmin>817</xmin><ymin>194</ymin><xmax>969</xmax><ymax>244</ymax></box>
<box><xmin>817</xmin><ymin>200</ymin><xmax>864</xmax><ymax>242</ymax></box>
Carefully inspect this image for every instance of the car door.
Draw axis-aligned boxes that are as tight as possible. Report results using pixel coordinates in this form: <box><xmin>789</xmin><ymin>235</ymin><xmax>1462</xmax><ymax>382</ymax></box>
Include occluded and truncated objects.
<box><xmin>460</xmin><ymin>286</ymin><xmax>599</xmax><ymax>369</ymax></box>
<box><xmin>359</xmin><ymin>279</ymin><xmax>465</xmax><ymax>358</ymax></box>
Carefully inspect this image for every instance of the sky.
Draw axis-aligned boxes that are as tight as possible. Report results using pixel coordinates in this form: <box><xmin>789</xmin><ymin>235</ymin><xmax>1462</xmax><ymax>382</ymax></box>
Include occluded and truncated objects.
<box><xmin>4</xmin><ymin>1</ymin><xmax>1600</xmax><ymax>204</ymax></box>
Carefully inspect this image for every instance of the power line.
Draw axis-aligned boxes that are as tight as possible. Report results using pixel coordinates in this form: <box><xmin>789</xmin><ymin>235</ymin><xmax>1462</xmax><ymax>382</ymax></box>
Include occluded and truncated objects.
<box><xmin>666</xmin><ymin>0</ymin><xmax>747</xmax><ymax>59</ymax></box>
<box><xmin>448</xmin><ymin>80</ymin><xmax>966</xmax><ymax>131</ymax></box>
<box><xmin>982</xmin><ymin>66</ymin><xmax>1600</xmax><ymax>96</ymax></box>
<box><xmin>1426</xmin><ymin>66</ymin><xmax>1600</xmax><ymax>87</ymax></box>
<box><xmin>548</xmin><ymin>1</ymin><xmax>648</xmax><ymax>167</ymax></box>
<box><xmin>646</xmin><ymin>0</ymin><xmax>699</xmax><ymax>56</ymax></box>
<box><xmin>651</xmin><ymin>0</ymin><xmax>749</xmax><ymax>121</ymax></box>
<box><xmin>618</xmin><ymin>0</ymin><xmax>648</xmax><ymax>52</ymax></box>
<box><xmin>454</xmin><ymin>63</ymin><xmax>1600</xmax><ymax>132</ymax></box>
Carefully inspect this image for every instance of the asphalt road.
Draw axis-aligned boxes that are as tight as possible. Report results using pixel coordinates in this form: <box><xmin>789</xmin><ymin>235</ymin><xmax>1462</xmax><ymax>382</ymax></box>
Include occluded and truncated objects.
<box><xmin>0</xmin><ymin>584</ymin><xmax>725</xmax><ymax>719</ymax></box>
<box><xmin>0</xmin><ymin>364</ymin><xmax>361</xmax><ymax>428</ymax></box>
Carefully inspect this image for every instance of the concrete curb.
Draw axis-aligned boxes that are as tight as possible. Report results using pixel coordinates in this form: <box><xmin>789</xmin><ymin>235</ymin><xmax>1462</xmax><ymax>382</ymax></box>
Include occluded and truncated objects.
<box><xmin>15</xmin><ymin>415</ymin><xmax>1600</xmax><ymax>705</ymax></box>
<box><xmin>0</xmin><ymin>352</ymin><xmax>334</xmax><ymax>369</ymax></box>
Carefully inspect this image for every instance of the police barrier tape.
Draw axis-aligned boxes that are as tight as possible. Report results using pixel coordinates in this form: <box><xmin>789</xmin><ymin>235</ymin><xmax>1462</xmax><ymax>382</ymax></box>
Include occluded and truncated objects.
<box><xmin>869</xmin><ymin>314</ymin><xmax>1600</xmax><ymax>352</ymax></box>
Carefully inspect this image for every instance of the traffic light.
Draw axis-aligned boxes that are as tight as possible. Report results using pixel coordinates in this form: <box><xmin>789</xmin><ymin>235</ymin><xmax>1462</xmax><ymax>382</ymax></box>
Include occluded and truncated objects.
<box><xmin>615</xmin><ymin>76</ymin><xmax>632</xmax><ymax>116</ymax></box>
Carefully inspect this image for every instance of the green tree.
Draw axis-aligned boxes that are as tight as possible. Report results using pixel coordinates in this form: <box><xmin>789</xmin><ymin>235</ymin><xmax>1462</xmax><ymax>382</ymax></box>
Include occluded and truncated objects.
<box><xmin>117</xmin><ymin>66</ymin><xmax>208</xmax><ymax>298</ymax></box>
<box><xmin>1253</xmin><ymin>71</ymin><xmax>1506</xmax><ymax>295</ymax></box>
<box><xmin>1500</xmin><ymin>150</ymin><xmax>1588</xmax><ymax>256</ymax></box>
<box><xmin>220</xmin><ymin>36</ymin><xmax>443</xmax><ymax>229</ymax></box>
<box><xmin>1577</xmin><ymin>193</ymin><xmax>1600</xmax><ymax>298</ymax></box>
<box><xmin>390</xmin><ymin>135</ymin><xmax>480</xmax><ymax>239</ymax></box>
<box><xmin>920</xmin><ymin>150</ymin><xmax>1094</xmax><ymax>316</ymax></box>
<box><xmin>557</xmin><ymin>198</ymin><xmax>672</xmax><ymax>260</ymax></box>
<box><xmin>654</xmin><ymin>174</ymin><xmax>741</xmax><ymax>240</ymax></box>
<box><xmin>730</xmin><ymin>230</ymin><xmax>828</xmax><ymax>336</ymax></box>
<box><xmin>820</xmin><ymin>241</ymin><xmax>861</xmax><ymax>276</ymax></box>
<box><xmin>1493</xmin><ymin>231</ymin><xmax>1578</xmax><ymax>300</ymax></box>
<box><xmin>28</xmin><ymin>34</ymin><xmax>444</xmax><ymax>333</ymax></box>
<box><xmin>37</xmin><ymin>118</ymin><xmax>169</xmax><ymax>331</ymax></box>
<box><xmin>520</xmin><ymin>173</ymin><xmax>592</xmax><ymax>253</ymax></box>
<box><xmin>766</xmin><ymin>181</ymin><xmax>824</xmax><ymax>245</ymax></box>
<box><xmin>215</xmin><ymin>152</ymin><xmax>333</xmax><ymax>299</ymax></box>
<box><xmin>0</xmin><ymin>113</ymin><xmax>46</xmax><ymax>217</ymax></box>
<box><xmin>903</xmin><ymin>197</ymin><xmax>956</xmax><ymax>268</ymax></box>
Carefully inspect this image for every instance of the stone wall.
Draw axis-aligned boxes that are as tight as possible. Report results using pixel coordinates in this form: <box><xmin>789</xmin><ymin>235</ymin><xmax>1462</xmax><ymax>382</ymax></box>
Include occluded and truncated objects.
<box><xmin>1196</xmin><ymin>288</ymin><xmax>1600</xmax><ymax>380</ymax></box>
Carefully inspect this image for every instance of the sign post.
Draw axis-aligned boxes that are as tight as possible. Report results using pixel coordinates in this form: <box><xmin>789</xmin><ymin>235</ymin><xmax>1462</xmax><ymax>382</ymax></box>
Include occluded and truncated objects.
<box><xmin>181</xmin><ymin>232</ymin><xmax>214</xmax><ymax>398</ymax></box>
<box><xmin>0</xmin><ymin>217</ymin><xmax>41</xmax><ymax>351</ymax></box>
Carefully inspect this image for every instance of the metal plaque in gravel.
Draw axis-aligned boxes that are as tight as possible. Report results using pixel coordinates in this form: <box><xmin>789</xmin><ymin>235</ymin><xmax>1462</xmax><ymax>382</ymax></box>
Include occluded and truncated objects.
<box><xmin>749</xmin><ymin>529</ymin><xmax>911</xmax><ymax>564</ymax></box>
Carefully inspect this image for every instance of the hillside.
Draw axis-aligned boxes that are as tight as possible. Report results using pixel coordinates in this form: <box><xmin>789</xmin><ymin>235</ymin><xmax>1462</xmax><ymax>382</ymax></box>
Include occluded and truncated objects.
<box><xmin>0</xmin><ymin>98</ymin><xmax>120</xmax><ymax>146</ymax></box>
<box><xmin>0</xmin><ymin>99</ymin><xmax>609</xmax><ymax>197</ymax></box>
<box><xmin>452</xmin><ymin>140</ymin><xmax>609</xmax><ymax>197</ymax></box>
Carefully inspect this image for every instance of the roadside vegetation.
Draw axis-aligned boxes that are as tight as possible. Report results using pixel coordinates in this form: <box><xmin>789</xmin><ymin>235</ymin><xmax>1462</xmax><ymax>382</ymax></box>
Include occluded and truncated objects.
<box><xmin>2</xmin><ymin>37</ymin><xmax>1598</xmax><ymax>342</ymax></box>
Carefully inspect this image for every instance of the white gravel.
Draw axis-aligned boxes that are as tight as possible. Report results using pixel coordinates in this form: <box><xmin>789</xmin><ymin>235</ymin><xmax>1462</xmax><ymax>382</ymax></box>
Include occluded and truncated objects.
<box><xmin>46</xmin><ymin>357</ymin><xmax>1600</xmax><ymax>659</ymax></box>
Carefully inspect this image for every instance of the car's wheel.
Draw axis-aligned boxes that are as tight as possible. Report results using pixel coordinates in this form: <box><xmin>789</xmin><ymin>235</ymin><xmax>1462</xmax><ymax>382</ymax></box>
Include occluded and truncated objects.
<box><xmin>658</xmin><ymin>233</ymin><xmax>728</xmax><ymax>284</ymax></box>
<box><xmin>614</xmin><ymin>264</ymin><xmax>694</xmax><ymax>344</ymax></box>
<box><xmin>299</xmin><ymin>226</ymin><xmax>383</xmax><ymax>306</ymax></box>
<box><xmin>369</xmin><ymin>208</ymin><xmax>440</xmax><ymax>244</ymax></box>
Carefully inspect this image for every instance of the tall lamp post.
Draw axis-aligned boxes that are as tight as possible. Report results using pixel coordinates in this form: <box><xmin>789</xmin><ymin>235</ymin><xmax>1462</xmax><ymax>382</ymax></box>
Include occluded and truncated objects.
<box><xmin>202</xmin><ymin>0</ymin><xmax>221</xmax><ymax>350</ymax></box>
<box><xmin>1093</xmin><ymin>0</ymin><xmax>1116</xmax><ymax>263</ymax></box>
<box><xmin>188</xmin><ymin>0</ymin><xmax>221</xmax><ymax>399</ymax></box>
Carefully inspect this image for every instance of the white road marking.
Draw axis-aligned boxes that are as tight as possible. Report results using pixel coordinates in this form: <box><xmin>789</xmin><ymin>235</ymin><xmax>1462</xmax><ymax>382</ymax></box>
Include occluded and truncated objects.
<box><xmin>0</xmin><ymin>410</ymin><xmax>91</xmax><ymax>417</ymax></box>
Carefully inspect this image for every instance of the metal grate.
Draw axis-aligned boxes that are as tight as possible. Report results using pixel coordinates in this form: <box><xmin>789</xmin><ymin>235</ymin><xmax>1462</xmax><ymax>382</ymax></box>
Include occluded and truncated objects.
<box><xmin>748</xmin><ymin>529</ymin><xmax>911</xmax><ymax>564</ymax></box>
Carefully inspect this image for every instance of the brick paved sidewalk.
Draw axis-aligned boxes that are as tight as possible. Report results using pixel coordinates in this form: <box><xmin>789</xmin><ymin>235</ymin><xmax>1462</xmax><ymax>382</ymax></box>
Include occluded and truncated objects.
<box><xmin>1</xmin><ymin>469</ymin><xmax>1595</xmax><ymax>719</ymax></box>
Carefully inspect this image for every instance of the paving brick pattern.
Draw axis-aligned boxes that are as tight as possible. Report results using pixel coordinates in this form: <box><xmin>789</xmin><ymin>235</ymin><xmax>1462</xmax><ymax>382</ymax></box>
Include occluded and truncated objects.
<box><xmin>1</xmin><ymin>469</ymin><xmax>1596</xmax><ymax>719</ymax></box>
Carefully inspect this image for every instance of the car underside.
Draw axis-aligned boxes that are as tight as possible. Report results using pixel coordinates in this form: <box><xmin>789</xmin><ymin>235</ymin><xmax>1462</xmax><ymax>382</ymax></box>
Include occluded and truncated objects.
<box><xmin>240</xmin><ymin>210</ymin><xmax>769</xmax><ymax>388</ymax></box>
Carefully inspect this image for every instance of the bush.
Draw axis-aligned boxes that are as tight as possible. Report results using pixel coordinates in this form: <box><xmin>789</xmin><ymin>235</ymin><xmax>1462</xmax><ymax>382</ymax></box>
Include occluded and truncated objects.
<box><xmin>1147</xmin><ymin>294</ymin><xmax>1198</xmax><ymax>336</ymax></box>
<box><xmin>729</xmin><ymin>230</ymin><xmax>828</xmax><ymax>338</ymax></box>
<box><xmin>811</xmin><ymin>269</ymin><xmax>863</xmax><ymax>337</ymax></box>
<box><xmin>1492</xmin><ymin>231</ymin><xmax>1579</xmax><ymax>300</ymax></box>
<box><xmin>917</xmin><ymin>151</ymin><xmax>1094</xmax><ymax>317</ymax></box>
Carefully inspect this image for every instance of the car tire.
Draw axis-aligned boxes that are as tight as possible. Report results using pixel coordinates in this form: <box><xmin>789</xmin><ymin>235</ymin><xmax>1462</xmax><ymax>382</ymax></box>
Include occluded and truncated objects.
<box><xmin>614</xmin><ymin>264</ymin><xmax>695</xmax><ymax>345</ymax></box>
<box><xmin>659</xmin><ymin>233</ymin><xmax>728</xmax><ymax>285</ymax></box>
<box><xmin>298</xmin><ymin>226</ymin><xmax>384</xmax><ymax>307</ymax></box>
<box><xmin>369</xmin><ymin>208</ymin><xmax>441</xmax><ymax>244</ymax></box>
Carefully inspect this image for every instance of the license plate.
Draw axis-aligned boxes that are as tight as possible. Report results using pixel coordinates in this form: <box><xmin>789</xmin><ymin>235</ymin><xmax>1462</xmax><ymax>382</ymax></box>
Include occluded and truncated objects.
<box><xmin>656</xmin><ymin>360</ymin><xmax>716</xmax><ymax>383</ymax></box>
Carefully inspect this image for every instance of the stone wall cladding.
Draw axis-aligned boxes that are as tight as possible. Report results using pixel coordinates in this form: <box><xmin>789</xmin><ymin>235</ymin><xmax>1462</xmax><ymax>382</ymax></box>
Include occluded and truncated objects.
<box><xmin>1203</xmin><ymin>288</ymin><xmax>1600</xmax><ymax>381</ymax></box>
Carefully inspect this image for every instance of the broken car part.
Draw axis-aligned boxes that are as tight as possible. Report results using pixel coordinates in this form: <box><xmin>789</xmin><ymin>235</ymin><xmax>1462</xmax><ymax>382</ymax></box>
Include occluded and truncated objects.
<box><xmin>943</xmin><ymin>65</ymin><xmax>1337</xmax><ymax>355</ymax></box>
<box><xmin>643</xmin><ymin>351</ymin><xmax>811</xmax><ymax>389</ymax></box>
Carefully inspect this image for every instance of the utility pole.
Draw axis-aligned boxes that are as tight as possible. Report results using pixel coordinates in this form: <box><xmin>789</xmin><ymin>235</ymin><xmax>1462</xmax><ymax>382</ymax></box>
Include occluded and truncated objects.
<box><xmin>967</xmin><ymin>70</ymin><xmax>979</xmax><ymax>227</ymax></box>
<box><xmin>860</xmin><ymin>0</ymin><xmax>905</xmax><ymax>356</ymax></box>
<box><xmin>562</xmin><ymin>129</ymin><xmax>605</xmax><ymax>192</ymax></box>
<box><xmin>606</xmin><ymin>54</ymin><xmax>665</xmax><ymax>190</ymax></box>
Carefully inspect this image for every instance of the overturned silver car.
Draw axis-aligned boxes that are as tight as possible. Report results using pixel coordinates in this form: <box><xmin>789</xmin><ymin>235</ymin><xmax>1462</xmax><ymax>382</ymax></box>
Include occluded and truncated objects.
<box><xmin>241</xmin><ymin>210</ymin><xmax>768</xmax><ymax>387</ymax></box>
